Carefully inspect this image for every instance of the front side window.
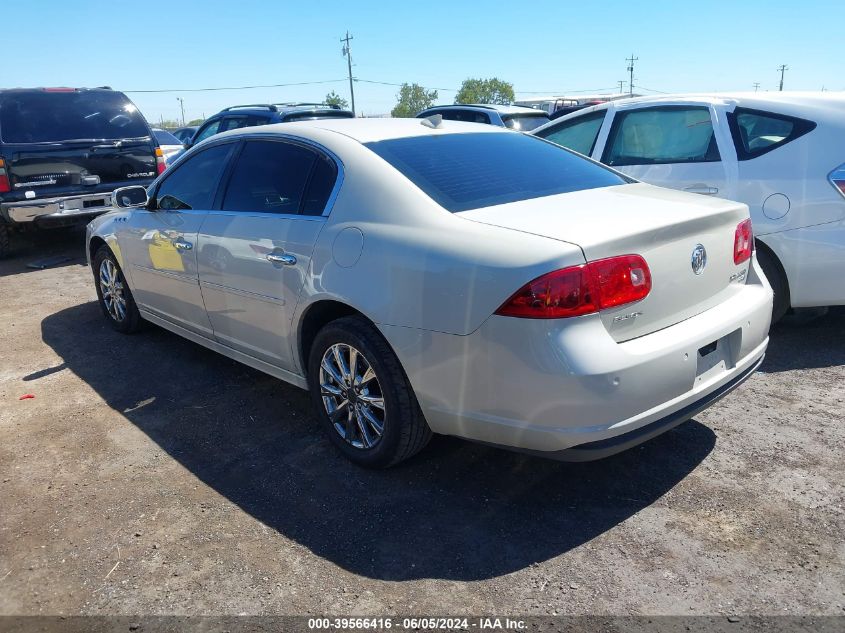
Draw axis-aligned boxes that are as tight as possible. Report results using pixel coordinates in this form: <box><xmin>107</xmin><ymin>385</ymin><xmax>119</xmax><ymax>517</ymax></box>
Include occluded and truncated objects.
<box><xmin>219</xmin><ymin>115</ymin><xmax>270</xmax><ymax>133</ymax></box>
<box><xmin>155</xmin><ymin>143</ymin><xmax>233</xmax><ymax>210</ymax></box>
<box><xmin>0</xmin><ymin>90</ymin><xmax>149</xmax><ymax>143</ymax></box>
<box><xmin>365</xmin><ymin>132</ymin><xmax>627</xmax><ymax>213</ymax></box>
<box><xmin>193</xmin><ymin>120</ymin><xmax>221</xmax><ymax>144</ymax></box>
<box><xmin>603</xmin><ymin>106</ymin><xmax>720</xmax><ymax>166</ymax></box>
<box><xmin>221</xmin><ymin>140</ymin><xmax>323</xmax><ymax>214</ymax></box>
<box><xmin>729</xmin><ymin>108</ymin><xmax>816</xmax><ymax>160</ymax></box>
<box><xmin>536</xmin><ymin>111</ymin><xmax>606</xmax><ymax>156</ymax></box>
<box><xmin>439</xmin><ymin>110</ymin><xmax>490</xmax><ymax>124</ymax></box>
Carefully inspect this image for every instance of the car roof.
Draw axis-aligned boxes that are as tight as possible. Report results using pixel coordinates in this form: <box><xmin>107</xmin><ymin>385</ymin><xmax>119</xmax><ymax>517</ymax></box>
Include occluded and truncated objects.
<box><xmin>420</xmin><ymin>104</ymin><xmax>547</xmax><ymax>116</ymax></box>
<box><xmin>211</xmin><ymin>117</ymin><xmax>508</xmax><ymax>144</ymax></box>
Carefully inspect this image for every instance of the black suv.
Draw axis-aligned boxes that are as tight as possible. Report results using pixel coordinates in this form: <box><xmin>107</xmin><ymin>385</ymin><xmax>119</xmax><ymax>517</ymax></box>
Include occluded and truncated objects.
<box><xmin>0</xmin><ymin>87</ymin><xmax>162</xmax><ymax>257</ymax></box>
<box><xmin>185</xmin><ymin>103</ymin><xmax>355</xmax><ymax>150</ymax></box>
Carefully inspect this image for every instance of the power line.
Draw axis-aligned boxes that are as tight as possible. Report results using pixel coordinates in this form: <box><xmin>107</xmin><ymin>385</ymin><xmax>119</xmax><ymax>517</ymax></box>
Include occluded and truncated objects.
<box><xmin>123</xmin><ymin>79</ymin><xmax>347</xmax><ymax>93</ymax></box>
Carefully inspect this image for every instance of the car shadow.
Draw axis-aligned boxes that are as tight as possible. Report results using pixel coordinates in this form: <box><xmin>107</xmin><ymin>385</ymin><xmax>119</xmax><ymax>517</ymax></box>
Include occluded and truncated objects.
<box><xmin>40</xmin><ymin>301</ymin><xmax>716</xmax><ymax>581</ymax></box>
<box><xmin>0</xmin><ymin>226</ymin><xmax>88</xmax><ymax>278</ymax></box>
<box><xmin>761</xmin><ymin>307</ymin><xmax>845</xmax><ymax>373</ymax></box>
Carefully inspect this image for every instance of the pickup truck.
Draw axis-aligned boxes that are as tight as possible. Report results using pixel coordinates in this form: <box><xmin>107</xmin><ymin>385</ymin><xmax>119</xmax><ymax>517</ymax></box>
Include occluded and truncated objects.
<box><xmin>0</xmin><ymin>87</ymin><xmax>164</xmax><ymax>257</ymax></box>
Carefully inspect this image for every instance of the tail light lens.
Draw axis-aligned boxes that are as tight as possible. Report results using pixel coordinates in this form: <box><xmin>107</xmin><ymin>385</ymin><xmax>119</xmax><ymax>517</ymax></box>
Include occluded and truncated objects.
<box><xmin>829</xmin><ymin>164</ymin><xmax>845</xmax><ymax>199</ymax></box>
<box><xmin>0</xmin><ymin>158</ymin><xmax>10</xmax><ymax>194</ymax></box>
<box><xmin>495</xmin><ymin>254</ymin><xmax>651</xmax><ymax>319</ymax></box>
<box><xmin>734</xmin><ymin>219</ymin><xmax>753</xmax><ymax>265</ymax></box>
<box><xmin>155</xmin><ymin>147</ymin><xmax>167</xmax><ymax>175</ymax></box>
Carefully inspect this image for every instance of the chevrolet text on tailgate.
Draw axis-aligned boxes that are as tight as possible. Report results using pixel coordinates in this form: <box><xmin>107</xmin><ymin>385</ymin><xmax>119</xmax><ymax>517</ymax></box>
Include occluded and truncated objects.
<box><xmin>0</xmin><ymin>87</ymin><xmax>164</xmax><ymax>257</ymax></box>
<box><xmin>87</xmin><ymin>118</ymin><xmax>773</xmax><ymax>468</ymax></box>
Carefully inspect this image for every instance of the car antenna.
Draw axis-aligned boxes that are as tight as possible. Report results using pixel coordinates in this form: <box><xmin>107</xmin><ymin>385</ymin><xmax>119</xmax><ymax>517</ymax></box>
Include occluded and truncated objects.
<box><xmin>420</xmin><ymin>114</ymin><xmax>443</xmax><ymax>129</ymax></box>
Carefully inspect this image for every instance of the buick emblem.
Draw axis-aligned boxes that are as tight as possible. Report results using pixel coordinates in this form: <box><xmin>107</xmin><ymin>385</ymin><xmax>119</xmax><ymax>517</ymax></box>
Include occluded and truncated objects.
<box><xmin>691</xmin><ymin>244</ymin><xmax>707</xmax><ymax>275</ymax></box>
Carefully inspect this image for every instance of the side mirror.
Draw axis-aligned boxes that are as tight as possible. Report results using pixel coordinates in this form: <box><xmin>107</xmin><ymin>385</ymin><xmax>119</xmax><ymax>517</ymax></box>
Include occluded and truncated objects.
<box><xmin>111</xmin><ymin>185</ymin><xmax>149</xmax><ymax>209</ymax></box>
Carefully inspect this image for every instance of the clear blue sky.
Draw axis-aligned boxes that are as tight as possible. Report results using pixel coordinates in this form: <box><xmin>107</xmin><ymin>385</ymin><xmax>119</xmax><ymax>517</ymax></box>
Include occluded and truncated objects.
<box><xmin>5</xmin><ymin>0</ymin><xmax>842</xmax><ymax>123</ymax></box>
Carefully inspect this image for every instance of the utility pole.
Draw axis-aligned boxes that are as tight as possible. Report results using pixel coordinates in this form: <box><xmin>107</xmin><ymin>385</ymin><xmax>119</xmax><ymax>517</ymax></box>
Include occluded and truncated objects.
<box><xmin>176</xmin><ymin>97</ymin><xmax>185</xmax><ymax>126</ymax></box>
<box><xmin>626</xmin><ymin>54</ymin><xmax>638</xmax><ymax>97</ymax></box>
<box><xmin>341</xmin><ymin>31</ymin><xmax>356</xmax><ymax>116</ymax></box>
<box><xmin>777</xmin><ymin>65</ymin><xmax>788</xmax><ymax>91</ymax></box>
<box><xmin>618</xmin><ymin>80</ymin><xmax>626</xmax><ymax>94</ymax></box>
<box><xmin>753</xmin><ymin>82</ymin><xmax>760</xmax><ymax>92</ymax></box>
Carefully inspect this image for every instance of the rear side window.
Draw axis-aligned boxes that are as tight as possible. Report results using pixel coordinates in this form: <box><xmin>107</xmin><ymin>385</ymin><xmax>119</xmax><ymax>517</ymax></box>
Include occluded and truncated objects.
<box><xmin>221</xmin><ymin>140</ymin><xmax>319</xmax><ymax>214</ymax></box>
<box><xmin>302</xmin><ymin>154</ymin><xmax>339</xmax><ymax>216</ymax></box>
<box><xmin>155</xmin><ymin>143</ymin><xmax>233</xmax><ymax>210</ymax></box>
<box><xmin>365</xmin><ymin>132</ymin><xmax>627</xmax><ymax>213</ymax></box>
<box><xmin>0</xmin><ymin>90</ymin><xmax>150</xmax><ymax>143</ymax></box>
<box><xmin>728</xmin><ymin>108</ymin><xmax>816</xmax><ymax>160</ymax></box>
<box><xmin>603</xmin><ymin>106</ymin><xmax>720</xmax><ymax>166</ymax></box>
<box><xmin>536</xmin><ymin>111</ymin><xmax>606</xmax><ymax>156</ymax></box>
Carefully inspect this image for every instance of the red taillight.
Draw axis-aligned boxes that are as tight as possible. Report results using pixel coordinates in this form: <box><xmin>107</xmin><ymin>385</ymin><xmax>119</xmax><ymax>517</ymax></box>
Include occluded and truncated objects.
<box><xmin>0</xmin><ymin>159</ymin><xmax>10</xmax><ymax>193</ymax></box>
<box><xmin>495</xmin><ymin>254</ymin><xmax>651</xmax><ymax>319</ymax></box>
<box><xmin>155</xmin><ymin>147</ymin><xmax>167</xmax><ymax>174</ymax></box>
<box><xmin>734</xmin><ymin>219</ymin><xmax>753</xmax><ymax>265</ymax></box>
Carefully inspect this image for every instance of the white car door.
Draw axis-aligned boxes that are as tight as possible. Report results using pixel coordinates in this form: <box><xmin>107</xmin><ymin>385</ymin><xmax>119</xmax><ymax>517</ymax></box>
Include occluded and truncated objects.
<box><xmin>597</xmin><ymin>103</ymin><xmax>737</xmax><ymax>200</ymax></box>
<box><xmin>116</xmin><ymin>142</ymin><xmax>235</xmax><ymax>337</ymax></box>
<box><xmin>196</xmin><ymin>138</ymin><xmax>338</xmax><ymax>371</ymax></box>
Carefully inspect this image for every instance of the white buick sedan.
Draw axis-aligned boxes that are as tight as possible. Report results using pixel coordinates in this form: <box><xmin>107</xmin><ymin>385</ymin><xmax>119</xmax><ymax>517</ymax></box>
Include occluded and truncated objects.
<box><xmin>87</xmin><ymin>118</ymin><xmax>772</xmax><ymax>467</ymax></box>
<box><xmin>532</xmin><ymin>92</ymin><xmax>845</xmax><ymax>321</ymax></box>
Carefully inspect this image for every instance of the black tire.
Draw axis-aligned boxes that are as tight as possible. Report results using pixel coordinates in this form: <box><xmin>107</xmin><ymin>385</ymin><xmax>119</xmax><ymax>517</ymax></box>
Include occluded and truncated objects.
<box><xmin>0</xmin><ymin>223</ymin><xmax>10</xmax><ymax>259</ymax></box>
<box><xmin>756</xmin><ymin>245</ymin><xmax>790</xmax><ymax>324</ymax></box>
<box><xmin>92</xmin><ymin>245</ymin><xmax>142</xmax><ymax>334</ymax></box>
<box><xmin>307</xmin><ymin>315</ymin><xmax>432</xmax><ymax>468</ymax></box>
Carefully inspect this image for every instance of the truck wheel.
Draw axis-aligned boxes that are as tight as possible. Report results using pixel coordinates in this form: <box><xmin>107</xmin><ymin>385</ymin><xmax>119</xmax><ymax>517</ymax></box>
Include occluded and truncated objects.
<box><xmin>0</xmin><ymin>223</ymin><xmax>10</xmax><ymax>259</ymax></box>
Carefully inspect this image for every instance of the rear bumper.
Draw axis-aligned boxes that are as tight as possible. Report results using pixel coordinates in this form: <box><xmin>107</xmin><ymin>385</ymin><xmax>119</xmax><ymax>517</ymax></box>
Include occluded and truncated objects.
<box><xmin>379</xmin><ymin>256</ymin><xmax>773</xmax><ymax>457</ymax></box>
<box><xmin>1</xmin><ymin>192</ymin><xmax>113</xmax><ymax>223</ymax></box>
<box><xmin>508</xmin><ymin>353</ymin><xmax>764</xmax><ymax>461</ymax></box>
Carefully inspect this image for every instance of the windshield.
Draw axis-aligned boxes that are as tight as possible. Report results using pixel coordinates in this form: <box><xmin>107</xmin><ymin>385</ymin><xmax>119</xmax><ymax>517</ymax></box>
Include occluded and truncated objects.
<box><xmin>365</xmin><ymin>132</ymin><xmax>627</xmax><ymax>213</ymax></box>
<box><xmin>0</xmin><ymin>90</ymin><xmax>150</xmax><ymax>143</ymax></box>
<box><xmin>502</xmin><ymin>114</ymin><xmax>550</xmax><ymax>131</ymax></box>
<box><xmin>154</xmin><ymin>129</ymin><xmax>182</xmax><ymax>145</ymax></box>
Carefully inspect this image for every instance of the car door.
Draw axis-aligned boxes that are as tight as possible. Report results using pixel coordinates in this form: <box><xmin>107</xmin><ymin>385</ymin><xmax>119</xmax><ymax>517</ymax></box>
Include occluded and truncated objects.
<box><xmin>599</xmin><ymin>104</ymin><xmax>735</xmax><ymax>199</ymax></box>
<box><xmin>116</xmin><ymin>142</ymin><xmax>235</xmax><ymax>337</ymax></box>
<box><xmin>197</xmin><ymin>137</ymin><xmax>339</xmax><ymax>371</ymax></box>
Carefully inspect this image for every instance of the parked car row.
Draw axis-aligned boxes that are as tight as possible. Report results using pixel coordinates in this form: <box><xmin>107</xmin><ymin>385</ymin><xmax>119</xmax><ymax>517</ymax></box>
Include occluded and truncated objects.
<box><xmin>0</xmin><ymin>90</ymin><xmax>355</xmax><ymax>256</ymax></box>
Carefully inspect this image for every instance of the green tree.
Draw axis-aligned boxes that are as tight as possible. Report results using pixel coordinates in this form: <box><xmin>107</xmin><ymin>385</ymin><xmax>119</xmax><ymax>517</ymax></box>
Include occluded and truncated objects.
<box><xmin>325</xmin><ymin>91</ymin><xmax>349</xmax><ymax>109</ymax></box>
<box><xmin>391</xmin><ymin>83</ymin><xmax>438</xmax><ymax>118</ymax></box>
<box><xmin>455</xmin><ymin>77</ymin><xmax>514</xmax><ymax>105</ymax></box>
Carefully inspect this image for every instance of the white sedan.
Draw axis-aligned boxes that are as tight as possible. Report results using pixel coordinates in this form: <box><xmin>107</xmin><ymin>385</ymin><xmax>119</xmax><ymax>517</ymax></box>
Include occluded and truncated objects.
<box><xmin>87</xmin><ymin>118</ymin><xmax>772</xmax><ymax>467</ymax></box>
<box><xmin>532</xmin><ymin>92</ymin><xmax>845</xmax><ymax>321</ymax></box>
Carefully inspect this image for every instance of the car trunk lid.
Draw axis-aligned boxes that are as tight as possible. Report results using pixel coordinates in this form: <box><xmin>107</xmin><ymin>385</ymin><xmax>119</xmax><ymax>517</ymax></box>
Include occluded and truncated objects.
<box><xmin>460</xmin><ymin>182</ymin><xmax>752</xmax><ymax>341</ymax></box>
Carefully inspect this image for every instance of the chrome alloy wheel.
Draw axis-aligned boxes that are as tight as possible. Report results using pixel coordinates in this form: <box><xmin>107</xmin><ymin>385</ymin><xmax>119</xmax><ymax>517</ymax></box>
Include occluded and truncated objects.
<box><xmin>99</xmin><ymin>258</ymin><xmax>127</xmax><ymax>322</ymax></box>
<box><xmin>319</xmin><ymin>343</ymin><xmax>385</xmax><ymax>449</ymax></box>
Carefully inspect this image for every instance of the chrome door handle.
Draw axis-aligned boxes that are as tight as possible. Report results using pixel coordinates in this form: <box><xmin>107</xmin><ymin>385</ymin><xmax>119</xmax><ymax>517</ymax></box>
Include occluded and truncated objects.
<box><xmin>266</xmin><ymin>253</ymin><xmax>297</xmax><ymax>266</ymax></box>
<box><xmin>173</xmin><ymin>238</ymin><xmax>193</xmax><ymax>251</ymax></box>
<box><xmin>684</xmin><ymin>185</ymin><xmax>719</xmax><ymax>195</ymax></box>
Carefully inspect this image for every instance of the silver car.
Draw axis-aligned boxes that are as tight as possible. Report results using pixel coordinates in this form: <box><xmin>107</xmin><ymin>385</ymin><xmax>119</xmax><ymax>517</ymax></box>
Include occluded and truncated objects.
<box><xmin>87</xmin><ymin>119</ymin><xmax>772</xmax><ymax>468</ymax></box>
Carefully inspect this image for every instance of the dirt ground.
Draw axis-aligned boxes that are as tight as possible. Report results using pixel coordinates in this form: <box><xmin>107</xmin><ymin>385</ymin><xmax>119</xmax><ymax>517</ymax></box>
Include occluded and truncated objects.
<box><xmin>0</xmin><ymin>229</ymin><xmax>843</xmax><ymax>617</ymax></box>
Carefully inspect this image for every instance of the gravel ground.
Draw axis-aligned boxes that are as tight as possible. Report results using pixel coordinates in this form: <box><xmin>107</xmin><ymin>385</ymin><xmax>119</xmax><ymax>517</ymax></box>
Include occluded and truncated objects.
<box><xmin>0</xmin><ymin>230</ymin><xmax>843</xmax><ymax>617</ymax></box>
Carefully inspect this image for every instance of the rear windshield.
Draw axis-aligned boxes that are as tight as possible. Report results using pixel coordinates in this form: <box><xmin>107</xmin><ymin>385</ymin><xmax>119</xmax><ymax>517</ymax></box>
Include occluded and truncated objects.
<box><xmin>502</xmin><ymin>114</ymin><xmax>550</xmax><ymax>131</ymax></box>
<box><xmin>365</xmin><ymin>132</ymin><xmax>627</xmax><ymax>212</ymax></box>
<box><xmin>0</xmin><ymin>90</ymin><xmax>150</xmax><ymax>143</ymax></box>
